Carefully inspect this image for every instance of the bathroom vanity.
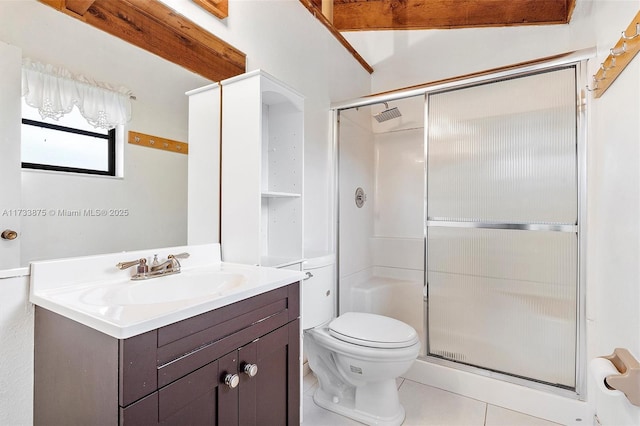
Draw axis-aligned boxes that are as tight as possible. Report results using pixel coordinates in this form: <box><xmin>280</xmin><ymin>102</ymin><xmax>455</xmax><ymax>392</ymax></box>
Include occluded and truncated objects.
<box><xmin>30</xmin><ymin>244</ymin><xmax>303</xmax><ymax>425</ymax></box>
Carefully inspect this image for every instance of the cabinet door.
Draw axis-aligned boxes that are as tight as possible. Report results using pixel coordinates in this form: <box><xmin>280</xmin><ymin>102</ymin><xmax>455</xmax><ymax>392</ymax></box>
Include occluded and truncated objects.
<box><xmin>121</xmin><ymin>361</ymin><xmax>220</xmax><ymax>426</ymax></box>
<box><xmin>238</xmin><ymin>320</ymin><xmax>300</xmax><ymax>426</ymax></box>
<box><xmin>218</xmin><ymin>350</ymin><xmax>240</xmax><ymax>425</ymax></box>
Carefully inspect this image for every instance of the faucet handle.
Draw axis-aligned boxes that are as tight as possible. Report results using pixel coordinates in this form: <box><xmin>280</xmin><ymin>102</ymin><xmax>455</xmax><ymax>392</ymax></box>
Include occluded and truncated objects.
<box><xmin>167</xmin><ymin>253</ymin><xmax>189</xmax><ymax>270</ymax></box>
<box><xmin>116</xmin><ymin>258</ymin><xmax>145</xmax><ymax>270</ymax></box>
<box><xmin>169</xmin><ymin>252</ymin><xmax>190</xmax><ymax>260</ymax></box>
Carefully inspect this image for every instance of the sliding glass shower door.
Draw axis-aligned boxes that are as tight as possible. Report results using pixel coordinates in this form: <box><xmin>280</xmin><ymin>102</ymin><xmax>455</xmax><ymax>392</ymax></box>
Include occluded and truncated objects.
<box><xmin>426</xmin><ymin>67</ymin><xmax>579</xmax><ymax>389</ymax></box>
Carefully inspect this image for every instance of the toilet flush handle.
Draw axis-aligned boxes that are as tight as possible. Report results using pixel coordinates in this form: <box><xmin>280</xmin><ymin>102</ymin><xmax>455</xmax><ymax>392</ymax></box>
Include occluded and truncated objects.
<box><xmin>304</xmin><ymin>271</ymin><xmax>313</xmax><ymax>280</ymax></box>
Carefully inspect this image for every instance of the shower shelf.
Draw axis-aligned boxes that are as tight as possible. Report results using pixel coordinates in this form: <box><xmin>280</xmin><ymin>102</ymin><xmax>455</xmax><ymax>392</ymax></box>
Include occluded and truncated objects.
<box><xmin>261</xmin><ymin>191</ymin><xmax>301</xmax><ymax>198</ymax></box>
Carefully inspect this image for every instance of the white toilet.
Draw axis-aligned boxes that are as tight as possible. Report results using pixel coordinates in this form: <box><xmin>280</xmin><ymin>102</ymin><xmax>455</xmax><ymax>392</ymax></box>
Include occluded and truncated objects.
<box><xmin>303</xmin><ymin>254</ymin><xmax>420</xmax><ymax>426</ymax></box>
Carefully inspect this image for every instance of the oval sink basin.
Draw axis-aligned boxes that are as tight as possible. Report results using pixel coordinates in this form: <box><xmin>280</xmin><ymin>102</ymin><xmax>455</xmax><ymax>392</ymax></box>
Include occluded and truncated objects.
<box><xmin>81</xmin><ymin>272</ymin><xmax>247</xmax><ymax>306</ymax></box>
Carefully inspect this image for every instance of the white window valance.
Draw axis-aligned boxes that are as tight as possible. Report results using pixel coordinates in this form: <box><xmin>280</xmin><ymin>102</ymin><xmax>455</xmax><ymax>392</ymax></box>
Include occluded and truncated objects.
<box><xmin>21</xmin><ymin>58</ymin><xmax>133</xmax><ymax>130</ymax></box>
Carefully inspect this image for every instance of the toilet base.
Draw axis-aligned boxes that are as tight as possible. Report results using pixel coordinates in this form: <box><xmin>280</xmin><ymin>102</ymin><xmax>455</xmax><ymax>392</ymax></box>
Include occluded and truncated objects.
<box><xmin>312</xmin><ymin>383</ymin><xmax>406</xmax><ymax>426</ymax></box>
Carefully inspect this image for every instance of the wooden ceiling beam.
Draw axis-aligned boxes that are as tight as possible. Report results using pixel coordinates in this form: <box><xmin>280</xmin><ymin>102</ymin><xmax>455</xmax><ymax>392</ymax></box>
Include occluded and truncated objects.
<box><xmin>39</xmin><ymin>0</ymin><xmax>245</xmax><ymax>83</ymax></box>
<box><xmin>324</xmin><ymin>0</ymin><xmax>575</xmax><ymax>31</ymax></box>
<box><xmin>191</xmin><ymin>0</ymin><xmax>228</xmax><ymax>20</ymax></box>
<box><xmin>299</xmin><ymin>0</ymin><xmax>374</xmax><ymax>74</ymax></box>
<box><xmin>64</xmin><ymin>0</ymin><xmax>96</xmax><ymax>16</ymax></box>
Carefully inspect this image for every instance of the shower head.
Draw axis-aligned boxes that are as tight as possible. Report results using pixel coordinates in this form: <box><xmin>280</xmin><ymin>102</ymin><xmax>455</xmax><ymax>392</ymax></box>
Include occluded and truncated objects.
<box><xmin>373</xmin><ymin>102</ymin><xmax>402</xmax><ymax>123</ymax></box>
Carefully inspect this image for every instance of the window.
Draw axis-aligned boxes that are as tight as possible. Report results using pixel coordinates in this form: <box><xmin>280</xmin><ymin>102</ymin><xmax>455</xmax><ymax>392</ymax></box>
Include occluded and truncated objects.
<box><xmin>20</xmin><ymin>58</ymin><xmax>132</xmax><ymax>177</ymax></box>
<box><xmin>21</xmin><ymin>99</ymin><xmax>116</xmax><ymax>176</ymax></box>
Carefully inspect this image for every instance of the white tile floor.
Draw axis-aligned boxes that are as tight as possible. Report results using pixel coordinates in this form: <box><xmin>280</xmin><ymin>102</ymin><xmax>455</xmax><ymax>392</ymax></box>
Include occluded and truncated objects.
<box><xmin>302</xmin><ymin>372</ymin><xmax>563</xmax><ymax>426</ymax></box>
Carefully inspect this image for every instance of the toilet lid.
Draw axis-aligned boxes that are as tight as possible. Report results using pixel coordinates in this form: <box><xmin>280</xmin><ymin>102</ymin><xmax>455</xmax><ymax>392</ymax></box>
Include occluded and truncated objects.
<box><xmin>329</xmin><ymin>312</ymin><xmax>419</xmax><ymax>349</ymax></box>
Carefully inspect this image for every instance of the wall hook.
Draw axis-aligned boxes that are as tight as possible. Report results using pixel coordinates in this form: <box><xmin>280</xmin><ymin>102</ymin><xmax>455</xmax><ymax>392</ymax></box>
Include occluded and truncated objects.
<box><xmin>601</xmin><ymin>57</ymin><xmax>616</xmax><ymax>71</ymax></box>
<box><xmin>621</xmin><ymin>23</ymin><xmax>640</xmax><ymax>40</ymax></box>
<box><xmin>610</xmin><ymin>41</ymin><xmax>627</xmax><ymax>57</ymax></box>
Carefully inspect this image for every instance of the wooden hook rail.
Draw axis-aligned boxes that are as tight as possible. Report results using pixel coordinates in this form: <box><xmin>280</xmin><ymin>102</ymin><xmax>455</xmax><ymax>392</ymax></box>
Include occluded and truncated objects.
<box><xmin>589</xmin><ymin>9</ymin><xmax>640</xmax><ymax>98</ymax></box>
<box><xmin>128</xmin><ymin>131</ymin><xmax>188</xmax><ymax>155</ymax></box>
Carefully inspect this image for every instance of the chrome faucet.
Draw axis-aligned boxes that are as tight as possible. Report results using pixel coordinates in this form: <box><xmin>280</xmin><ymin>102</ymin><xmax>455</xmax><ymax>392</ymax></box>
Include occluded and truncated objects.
<box><xmin>117</xmin><ymin>252</ymin><xmax>190</xmax><ymax>280</ymax></box>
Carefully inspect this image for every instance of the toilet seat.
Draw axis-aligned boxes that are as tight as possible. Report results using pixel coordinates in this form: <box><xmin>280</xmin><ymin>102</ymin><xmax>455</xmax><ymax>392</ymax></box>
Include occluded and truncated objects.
<box><xmin>329</xmin><ymin>312</ymin><xmax>419</xmax><ymax>349</ymax></box>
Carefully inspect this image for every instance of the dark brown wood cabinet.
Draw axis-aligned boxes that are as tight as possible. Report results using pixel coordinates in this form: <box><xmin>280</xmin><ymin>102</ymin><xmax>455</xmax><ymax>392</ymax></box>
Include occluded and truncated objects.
<box><xmin>34</xmin><ymin>282</ymin><xmax>300</xmax><ymax>426</ymax></box>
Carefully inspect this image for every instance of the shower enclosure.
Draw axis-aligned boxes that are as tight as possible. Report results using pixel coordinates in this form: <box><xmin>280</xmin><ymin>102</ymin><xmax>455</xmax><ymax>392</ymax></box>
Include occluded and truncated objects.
<box><xmin>334</xmin><ymin>54</ymin><xmax>587</xmax><ymax>396</ymax></box>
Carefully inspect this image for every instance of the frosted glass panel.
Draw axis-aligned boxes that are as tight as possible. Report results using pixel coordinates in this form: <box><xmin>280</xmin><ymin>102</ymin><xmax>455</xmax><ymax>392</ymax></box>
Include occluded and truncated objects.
<box><xmin>428</xmin><ymin>68</ymin><xmax>577</xmax><ymax>224</ymax></box>
<box><xmin>426</xmin><ymin>66</ymin><xmax>579</xmax><ymax>389</ymax></box>
<box><xmin>428</xmin><ymin>227</ymin><xmax>577</xmax><ymax>387</ymax></box>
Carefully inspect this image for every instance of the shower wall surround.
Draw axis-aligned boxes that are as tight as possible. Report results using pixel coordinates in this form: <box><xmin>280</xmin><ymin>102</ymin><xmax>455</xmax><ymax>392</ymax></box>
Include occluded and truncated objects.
<box><xmin>338</xmin><ymin>98</ymin><xmax>425</xmax><ymax>353</ymax></box>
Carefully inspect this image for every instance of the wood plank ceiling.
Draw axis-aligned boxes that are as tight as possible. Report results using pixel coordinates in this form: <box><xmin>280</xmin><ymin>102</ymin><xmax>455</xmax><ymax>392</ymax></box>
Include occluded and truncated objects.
<box><xmin>39</xmin><ymin>0</ymin><xmax>245</xmax><ymax>83</ymax></box>
<box><xmin>310</xmin><ymin>0</ymin><xmax>576</xmax><ymax>30</ymax></box>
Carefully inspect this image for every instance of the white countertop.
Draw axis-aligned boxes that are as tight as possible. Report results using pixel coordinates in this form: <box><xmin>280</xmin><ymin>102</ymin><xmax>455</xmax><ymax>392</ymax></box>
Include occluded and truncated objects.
<box><xmin>0</xmin><ymin>266</ymin><xmax>30</xmax><ymax>279</ymax></box>
<box><xmin>29</xmin><ymin>243</ymin><xmax>304</xmax><ymax>339</ymax></box>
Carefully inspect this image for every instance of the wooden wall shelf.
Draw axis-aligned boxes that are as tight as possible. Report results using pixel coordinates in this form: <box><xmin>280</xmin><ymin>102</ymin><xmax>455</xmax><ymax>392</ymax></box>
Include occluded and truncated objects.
<box><xmin>128</xmin><ymin>131</ymin><xmax>188</xmax><ymax>155</ymax></box>
<box><xmin>590</xmin><ymin>9</ymin><xmax>640</xmax><ymax>98</ymax></box>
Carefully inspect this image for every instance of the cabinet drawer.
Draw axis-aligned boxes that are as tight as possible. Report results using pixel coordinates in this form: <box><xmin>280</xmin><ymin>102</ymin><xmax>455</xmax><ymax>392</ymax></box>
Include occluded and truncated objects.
<box><xmin>157</xmin><ymin>302</ymin><xmax>290</xmax><ymax>386</ymax></box>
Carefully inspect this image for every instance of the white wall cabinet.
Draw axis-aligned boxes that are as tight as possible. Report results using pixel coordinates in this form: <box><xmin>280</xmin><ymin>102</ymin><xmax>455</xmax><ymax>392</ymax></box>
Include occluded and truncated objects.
<box><xmin>221</xmin><ymin>70</ymin><xmax>304</xmax><ymax>267</ymax></box>
<box><xmin>186</xmin><ymin>83</ymin><xmax>221</xmax><ymax>245</ymax></box>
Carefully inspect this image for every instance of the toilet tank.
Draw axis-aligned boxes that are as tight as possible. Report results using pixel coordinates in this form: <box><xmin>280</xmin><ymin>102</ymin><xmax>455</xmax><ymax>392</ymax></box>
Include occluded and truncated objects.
<box><xmin>302</xmin><ymin>253</ymin><xmax>335</xmax><ymax>330</ymax></box>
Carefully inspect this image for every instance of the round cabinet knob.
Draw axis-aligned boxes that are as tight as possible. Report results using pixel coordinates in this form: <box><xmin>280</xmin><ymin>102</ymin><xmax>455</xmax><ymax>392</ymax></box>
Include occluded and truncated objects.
<box><xmin>243</xmin><ymin>363</ymin><xmax>258</xmax><ymax>378</ymax></box>
<box><xmin>224</xmin><ymin>373</ymin><xmax>240</xmax><ymax>389</ymax></box>
<box><xmin>1</xmin><ymin>230</ymin><xmax>18</xmax><ymax>240</ymax></box>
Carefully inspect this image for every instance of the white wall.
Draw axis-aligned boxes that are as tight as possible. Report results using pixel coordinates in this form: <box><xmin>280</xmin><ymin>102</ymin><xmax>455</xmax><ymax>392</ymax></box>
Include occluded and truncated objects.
<box><xmin>587</xmin><ymin>1</ymin><xmax>640</xmax><ymax>424</ymax></box>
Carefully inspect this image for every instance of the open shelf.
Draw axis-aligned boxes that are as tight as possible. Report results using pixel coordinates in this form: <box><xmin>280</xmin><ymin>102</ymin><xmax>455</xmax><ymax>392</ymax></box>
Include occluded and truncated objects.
<box><xmin>221</xmin><ymin>70</ymin><xmax>304</xmax><ymax>266</ymax></box>
<box><xmin>261</xmin><ymin>191</ymin><xmax>301</xmax><ymax>198</ymax></box>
